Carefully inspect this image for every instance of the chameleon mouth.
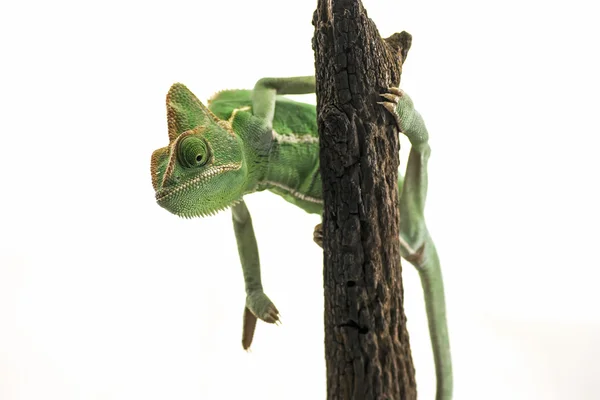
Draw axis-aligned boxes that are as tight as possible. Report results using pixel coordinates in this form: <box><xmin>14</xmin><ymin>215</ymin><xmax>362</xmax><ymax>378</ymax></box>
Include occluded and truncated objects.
<box><xmin>155</xmin><ymin>162</ymin><xmax>242</xmax><ymax>202</ymax></box>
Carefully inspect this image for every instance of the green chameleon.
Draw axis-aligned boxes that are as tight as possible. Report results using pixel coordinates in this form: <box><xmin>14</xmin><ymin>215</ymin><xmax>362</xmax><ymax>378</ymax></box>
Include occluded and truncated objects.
<box><xmin>151</xmin><ymin>76</ymin><xmax>452</xmax><ymax>400</ymax></box>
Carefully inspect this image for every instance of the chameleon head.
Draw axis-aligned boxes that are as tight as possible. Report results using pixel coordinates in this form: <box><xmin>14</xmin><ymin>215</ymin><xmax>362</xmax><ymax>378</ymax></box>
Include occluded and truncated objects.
<box><xmin>151</xmin><ymin>83</ymin><xmax>246</xmax><ymax>217</ymax></box>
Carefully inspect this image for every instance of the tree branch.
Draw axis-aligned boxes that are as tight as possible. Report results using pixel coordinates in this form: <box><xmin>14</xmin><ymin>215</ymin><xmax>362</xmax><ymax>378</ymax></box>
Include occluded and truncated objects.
<box><xmin>313</xmin><ymin>0</ymin><xmax>416</xmax><ymax>398</ymax></box>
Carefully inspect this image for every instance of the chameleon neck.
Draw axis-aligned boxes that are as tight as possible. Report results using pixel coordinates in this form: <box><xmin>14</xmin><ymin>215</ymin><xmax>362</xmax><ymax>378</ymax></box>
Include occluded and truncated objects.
<box><xmin>261</xmin><ymin>138</ymin><xmax>323</xmax><ymax>214</ymax></box>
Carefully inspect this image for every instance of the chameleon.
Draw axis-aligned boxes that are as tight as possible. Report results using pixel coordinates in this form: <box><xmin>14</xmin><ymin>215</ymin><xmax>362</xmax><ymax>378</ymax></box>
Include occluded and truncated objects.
<box><xmin>151</xmin><ymin>76</ymin><xmax>452</xmax><ymax>400</ymax></box>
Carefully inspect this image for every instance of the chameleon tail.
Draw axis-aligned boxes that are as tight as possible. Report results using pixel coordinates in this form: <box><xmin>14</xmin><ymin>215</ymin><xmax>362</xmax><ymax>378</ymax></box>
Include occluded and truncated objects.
<box><xmin>406</xmin><ymin>240</ymin><xmax>452</xmax><ymax>400</ymax></box>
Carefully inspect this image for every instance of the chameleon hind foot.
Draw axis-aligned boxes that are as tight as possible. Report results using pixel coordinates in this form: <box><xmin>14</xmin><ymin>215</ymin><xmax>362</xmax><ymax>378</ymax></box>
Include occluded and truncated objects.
<box><xmin>313</xmin><ymin>223</ymin><xmax>323</xmax><ymax>248</ymax></box>
<box><xmin>246</xmin><ymin>290</ymin><xmax>280</xmax><ymax>324</ymax></box>
<box><xmin>378</xmin><ymin>87</ymin><xmax>403</xmax><ymax>130</ymax></box>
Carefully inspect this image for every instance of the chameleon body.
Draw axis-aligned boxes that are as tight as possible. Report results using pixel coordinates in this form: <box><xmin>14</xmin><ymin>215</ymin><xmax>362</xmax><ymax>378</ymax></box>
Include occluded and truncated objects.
<box><xmin>151</xmin><ymin>76</ymin><xmax>452</xmax><ymax>400</ymax></box>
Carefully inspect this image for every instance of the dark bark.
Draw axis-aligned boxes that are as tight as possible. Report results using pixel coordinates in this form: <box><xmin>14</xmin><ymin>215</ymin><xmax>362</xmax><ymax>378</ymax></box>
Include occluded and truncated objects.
<box><xmin>312</xmin><ymin>1</ymin><xmax>416</xmax><ymax>399</ymax></box>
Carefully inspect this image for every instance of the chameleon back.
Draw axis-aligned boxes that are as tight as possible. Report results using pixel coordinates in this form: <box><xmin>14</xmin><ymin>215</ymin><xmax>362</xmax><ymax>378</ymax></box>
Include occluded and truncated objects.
<box><xmin>208</xmin><ymin>90</ymin><xmax>318</xmax><ymax>136</ymax></box>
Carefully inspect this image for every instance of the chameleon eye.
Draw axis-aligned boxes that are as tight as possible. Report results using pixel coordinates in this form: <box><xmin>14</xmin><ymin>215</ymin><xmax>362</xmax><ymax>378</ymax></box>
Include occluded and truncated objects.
<box><xmin>178</xmin><ymin>136</ymin><xmax>210</xmax><ymax>168</ymax></box>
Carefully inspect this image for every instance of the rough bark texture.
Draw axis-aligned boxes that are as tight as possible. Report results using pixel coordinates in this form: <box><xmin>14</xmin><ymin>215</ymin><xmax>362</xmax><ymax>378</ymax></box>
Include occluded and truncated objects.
<box><xmin>312</xmin><ymin>1</ymin><xmax>416</xmax><ymax>399</ymax></box>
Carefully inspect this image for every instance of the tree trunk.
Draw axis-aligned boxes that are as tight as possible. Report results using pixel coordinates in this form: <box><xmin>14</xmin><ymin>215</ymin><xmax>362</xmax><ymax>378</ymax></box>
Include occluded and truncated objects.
<box><xmin>312</xmin><ymin>1</ymin><xmax>416</xmax><ymax>399</ymax></box>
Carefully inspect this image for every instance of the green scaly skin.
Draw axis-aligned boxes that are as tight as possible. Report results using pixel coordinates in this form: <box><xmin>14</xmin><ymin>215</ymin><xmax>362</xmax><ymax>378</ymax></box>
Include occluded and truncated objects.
<box><xmin>151</xmin><ymin>76</ymin><xmax>452</xmax><ymax>400</ymax></box>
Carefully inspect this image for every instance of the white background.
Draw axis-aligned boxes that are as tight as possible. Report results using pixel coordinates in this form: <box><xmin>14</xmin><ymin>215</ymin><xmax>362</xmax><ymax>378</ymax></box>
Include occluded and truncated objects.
<box><xmin>1</xmin><ymin>0</ymin><xmax>599</xmax><ymax>399</ymax></box>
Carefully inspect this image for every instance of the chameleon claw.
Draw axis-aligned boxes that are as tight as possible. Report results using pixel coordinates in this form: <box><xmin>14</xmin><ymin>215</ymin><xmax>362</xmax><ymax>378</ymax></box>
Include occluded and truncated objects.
<box><xmin>386</xmin><ymin>87</ymin><xmax>403</xmax><ymax>97</ymax></box>
<box><xmin>380</xmin><ymin>93</ymin><xmax>400</xmax><ymax>104</ymax></box>
<box><xmin>263</xmin><ymin>309</ymin><xmax>280</xmax><ymax>324</ymax></box>
<box><xmin>378</xmin><ymin>86</ymin><xmax>404</xmax><ymax>130</ymax></box>
<box><xmin>377</xmin><ymin>101</ymin><xmax>396</xmax><ymax>115</ymax></box>
<box><xmin>377</xmin><ymin>101</ymin><xmax>402</xmax><ymax>130</ymax></box>
<box><xmin>246</xmin><ymin>291</ymin><xmax>280</xmax><ymax>324</ymax></box>
<box><xmin>265</xmin><ymin>303</ymin><xmax>280</xmax><ymax>324</ymax></box>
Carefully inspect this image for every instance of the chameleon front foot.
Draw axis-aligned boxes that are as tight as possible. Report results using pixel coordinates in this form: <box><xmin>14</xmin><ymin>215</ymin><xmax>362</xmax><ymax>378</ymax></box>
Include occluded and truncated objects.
<box><xmin>313</xmin><ymin>223</ymin><xmax>323</xmax><ymax>248</ymax></box>
<box><xmin>246</xmin><ymin>291</ymin><xmax>280</xmax><ymax>324</ymax></box>
<box><xmin>378</xmin><ymin>87</ymin><xmax>403</xmax><ymax>130</ymax></box>
<box><xmin>241</xmin><ymin>293</ymin><xmax>280</xmax><ymax>350</ymax></box>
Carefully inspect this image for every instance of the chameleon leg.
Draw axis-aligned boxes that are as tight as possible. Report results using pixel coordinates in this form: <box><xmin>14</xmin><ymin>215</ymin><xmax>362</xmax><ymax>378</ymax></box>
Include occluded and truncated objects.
<box><xmin>252</xmin><ymin>76</ymin><xmax>316</xmax><ymax>128</ymax></box>
<box><xmin>399</xmin><ymin>153</ymin><xmax>452</xmax><ymax>400</ymax></box>
<box><xmin>381</xmin><ymin>89</ymin><xmax>453</xmax><ymax>400</ymax></box>
<box><xmin>232</xmin><ymin>200</ymin><xmax>280</xmax><ymax>350</ymax></box>
<box><xmin>230</xmin><ymin>76</ymin><xmax>317</xmax><ymax>349</ymax></box>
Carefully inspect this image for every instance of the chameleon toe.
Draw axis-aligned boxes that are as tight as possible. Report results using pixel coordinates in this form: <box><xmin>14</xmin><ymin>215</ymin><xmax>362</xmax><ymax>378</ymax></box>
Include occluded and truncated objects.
<box><xmin>380</xmin><ymin>92</ymin><xmax>400</xmax><ymax>104</ymax></box>
<box><xmin>386</xmin><ymin>86</ymin><xmax>403</xmax><ymax>97</ymax></box>
<box><xmin>377</xmin><ymin>101</ymin><xmax>402</xmax><ymax>130</ymax></box>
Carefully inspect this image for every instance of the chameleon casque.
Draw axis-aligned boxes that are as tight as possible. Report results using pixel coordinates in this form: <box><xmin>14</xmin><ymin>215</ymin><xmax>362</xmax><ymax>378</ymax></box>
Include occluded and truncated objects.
<box><xmin>151</xmin><ymin>76</ymin><xmax>452</xmax><ymax>399</ymax></box>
